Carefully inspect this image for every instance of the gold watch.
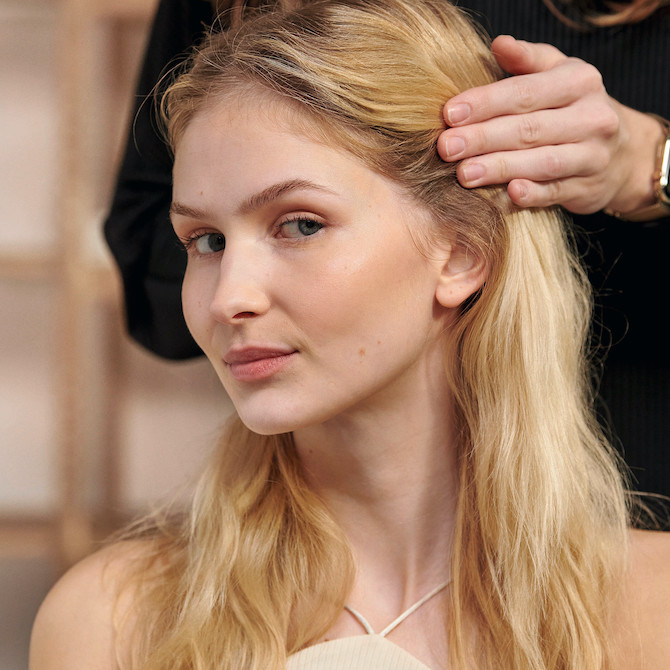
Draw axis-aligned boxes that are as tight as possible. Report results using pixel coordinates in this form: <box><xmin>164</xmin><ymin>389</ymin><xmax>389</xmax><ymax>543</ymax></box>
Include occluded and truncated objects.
<box><xmin>605</xmin><ymin>114</ymin><xmax>670</xmax><ymax>222</ymax></box>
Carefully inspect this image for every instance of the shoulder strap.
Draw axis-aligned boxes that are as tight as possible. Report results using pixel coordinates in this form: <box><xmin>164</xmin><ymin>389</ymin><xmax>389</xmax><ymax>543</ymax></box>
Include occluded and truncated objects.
<box><xmin>344</xmin><ymin>579</ymin><xmax>451</xmax><ymax>638</ymax></box>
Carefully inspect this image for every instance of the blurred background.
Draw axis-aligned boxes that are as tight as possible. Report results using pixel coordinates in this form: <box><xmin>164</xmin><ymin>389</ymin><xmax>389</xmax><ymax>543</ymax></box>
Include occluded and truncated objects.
<box><xmin>0</xmin><ymin>1</ymin><xmax>232</xmax><ymax>666</ymax></box>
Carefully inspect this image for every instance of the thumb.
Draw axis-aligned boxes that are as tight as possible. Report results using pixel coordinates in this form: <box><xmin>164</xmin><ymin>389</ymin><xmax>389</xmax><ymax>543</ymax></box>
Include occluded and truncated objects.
<box><xmin>492</xmin><ymin>34</ymin><xmax>567</xmax><ymax>75</ymax></box>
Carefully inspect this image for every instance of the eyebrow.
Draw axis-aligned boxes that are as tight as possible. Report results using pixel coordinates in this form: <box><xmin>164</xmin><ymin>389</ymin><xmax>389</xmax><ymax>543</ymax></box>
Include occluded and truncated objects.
<box><xmin>169</xmin><ymin>201</ymin><xmax>207</xmax><ymax>219</ymax></box>
<box><xmin>170</xmin><ymin>178</ymin><xmax>337</xmax><ymax>220</ymax></box>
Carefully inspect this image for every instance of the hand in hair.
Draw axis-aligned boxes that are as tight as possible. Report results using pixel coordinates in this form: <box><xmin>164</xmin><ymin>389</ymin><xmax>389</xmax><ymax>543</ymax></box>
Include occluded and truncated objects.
<box><xmin>437</xmin><ymin>35</ymin><xmax>664</xmax><ymax>216</ymax></box>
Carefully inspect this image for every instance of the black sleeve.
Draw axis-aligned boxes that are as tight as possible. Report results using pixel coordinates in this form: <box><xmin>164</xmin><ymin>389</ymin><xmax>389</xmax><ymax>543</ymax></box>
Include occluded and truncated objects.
<box><xmin>104</xmin><ymin>0</ymin><xmax>214</xmax><ymax>359</ymax></box>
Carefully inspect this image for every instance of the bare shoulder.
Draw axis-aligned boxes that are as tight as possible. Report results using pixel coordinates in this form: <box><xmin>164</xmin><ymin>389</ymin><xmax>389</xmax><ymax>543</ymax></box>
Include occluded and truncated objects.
<box><xmin>29</xmin><ymin>541</ymin><xmax>152</xmax><ymax>670</ymax></box>
<box><xmin>627</xmin><ymin>528</ymin><xmax>670</xmax><ymax>608</ymax></box>
<box><xmin>611</xmin><ymin>529</ymin><xmax>670</xmax><ymax>669</ymax></box>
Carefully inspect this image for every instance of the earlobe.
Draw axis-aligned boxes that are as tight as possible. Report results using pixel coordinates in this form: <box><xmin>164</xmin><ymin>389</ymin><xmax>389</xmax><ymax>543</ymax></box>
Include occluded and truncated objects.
<box><xmin>435</xmin><ymin>245</ymin><xmax>487</xmax><ymax>309</ymax></box>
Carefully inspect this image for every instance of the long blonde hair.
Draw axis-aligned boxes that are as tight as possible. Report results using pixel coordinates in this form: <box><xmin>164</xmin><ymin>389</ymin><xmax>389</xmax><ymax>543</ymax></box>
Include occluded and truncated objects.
<box><xmin>125</xmin><ymin>1</ymin><xmax>630</xmax><ymax>668</ymax></box>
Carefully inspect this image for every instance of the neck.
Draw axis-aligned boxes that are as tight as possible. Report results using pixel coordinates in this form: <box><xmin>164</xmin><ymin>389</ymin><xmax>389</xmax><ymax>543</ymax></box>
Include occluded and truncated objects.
<box><xmin>292</xmin><ymin>383</ymin><xmax>459</xmax><ymax>602</ymax></box>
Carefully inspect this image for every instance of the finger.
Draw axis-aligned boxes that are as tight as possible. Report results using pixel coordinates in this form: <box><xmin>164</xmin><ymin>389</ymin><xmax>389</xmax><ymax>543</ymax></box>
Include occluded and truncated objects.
<box><xmin>507</xmin><ymin>177</ymin><xmax>608</xmax><ymax>213</ymax></box>
<box><xmin>444</xmin><ymin>58</ymin><xmax>594</xmax><ymax>127</ymax></box>
<box><xmin>490</xmin><ymin>35</ymin><xmax>567</xmax><ymax>76</ymax></box>
<box><xmin>438</xmin><ymin>107</ymin><xmax>593</xmax><ymax>162</ymax></box>
<box><xmin>455</xmin><ymin>143</ymin><xmax>607</xmax><ymax>189</ymax></box>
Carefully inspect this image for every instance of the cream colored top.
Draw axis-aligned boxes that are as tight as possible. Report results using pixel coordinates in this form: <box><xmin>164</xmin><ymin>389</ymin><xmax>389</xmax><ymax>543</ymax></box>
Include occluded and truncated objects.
<box><xmin>286</xmin><ymin>580</ymin><xmax>449</xmax><ymax>670</ymax></box>
<box><xmin>286</xmin><ymin>635</ymin><xmax>432</xmax><ymax>670</ymax></box>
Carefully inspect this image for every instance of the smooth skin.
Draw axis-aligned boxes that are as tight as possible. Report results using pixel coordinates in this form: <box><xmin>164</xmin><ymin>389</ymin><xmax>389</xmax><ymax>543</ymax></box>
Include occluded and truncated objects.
<box><xmin>438</xmin><ymin>35</ymin><xmax>665</xmax><ymax>216</ymax></box>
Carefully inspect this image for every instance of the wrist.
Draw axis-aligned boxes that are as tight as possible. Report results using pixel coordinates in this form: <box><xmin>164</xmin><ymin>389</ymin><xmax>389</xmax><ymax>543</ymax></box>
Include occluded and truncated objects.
<box><xmin>605</xmin><ymin>113</ymin><xmax>670</xmax><ymax>222</ymax></box>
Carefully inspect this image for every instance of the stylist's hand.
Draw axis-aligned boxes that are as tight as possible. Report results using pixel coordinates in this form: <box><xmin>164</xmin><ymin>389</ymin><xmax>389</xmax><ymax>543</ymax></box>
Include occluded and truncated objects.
<box><xmin>437</xmin><ymin>35</ymin><xmax>663</xmax><ymax>215</ymax></box>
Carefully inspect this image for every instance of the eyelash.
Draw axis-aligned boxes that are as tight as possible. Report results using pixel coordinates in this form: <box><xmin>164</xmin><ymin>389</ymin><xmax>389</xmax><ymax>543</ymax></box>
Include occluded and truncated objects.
<box><xmin>278</xmin><ymin>215</ymin><xmax>324</xmax><ymax>239</ymax></box>
<box><xmin>180</xmin><ymin>230</ymin><xmax>224</xmax><ymax>254</ymax></box>
<box><xmin>179</xmin><ymin>215</ymin><xmax>325</xmax><ymax>255</ymax></box>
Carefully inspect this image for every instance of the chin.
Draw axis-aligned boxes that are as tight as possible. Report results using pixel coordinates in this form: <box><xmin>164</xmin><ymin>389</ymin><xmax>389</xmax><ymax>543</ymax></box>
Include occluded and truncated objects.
<box><xmin>233</xmin><ymin>404</ymin><xmax>300</xmax><ymax>436</ymax></box>
<box><xmin>232</xmin><ymin>398</ymin><xmax>332</xmax><ymax>437</ymax></box>
<box><xmin>240</xmin><ymin>420</ymin><xmax>292</xmax><ymax>437</ymax></box>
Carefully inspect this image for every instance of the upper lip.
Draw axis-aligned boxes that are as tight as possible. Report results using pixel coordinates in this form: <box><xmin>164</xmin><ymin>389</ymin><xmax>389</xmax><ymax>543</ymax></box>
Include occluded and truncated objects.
<box><xmin>223</xmin><ymin>346</ymin><xmax>296</xmax><ymax>365</ymax></box>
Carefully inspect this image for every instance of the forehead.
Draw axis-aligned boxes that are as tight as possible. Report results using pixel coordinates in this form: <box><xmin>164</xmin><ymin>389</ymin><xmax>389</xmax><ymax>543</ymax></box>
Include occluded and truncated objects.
<box><xmin>174</xmin><ymin>96</ymin><xmax>354</xmax><ymax>187</ymax></box>
<box><xmin>172</xmin><ymin>91</ymin><xmax>420</xmax><ymax>213</ymax></box>
<box><xmin>179</xmin><ymin>84</ymin><xmax>353</xmax><ymax>157</ymax></box>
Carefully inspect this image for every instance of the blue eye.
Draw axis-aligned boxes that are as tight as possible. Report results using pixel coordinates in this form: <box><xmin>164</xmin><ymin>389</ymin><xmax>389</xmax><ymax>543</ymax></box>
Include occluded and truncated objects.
<box><xmin>193</xmin><ymin>232</ymin><xmax>225</xmax><ymax>254</ymax></box>
<box><xmin>280</xmin><ymin>217</ymin><xmax>323</xmax><ymax>238</ymax></box>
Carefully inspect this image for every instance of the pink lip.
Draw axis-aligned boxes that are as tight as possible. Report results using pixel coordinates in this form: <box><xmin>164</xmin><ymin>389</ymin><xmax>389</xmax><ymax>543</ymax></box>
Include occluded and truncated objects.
<box><xmin>224</xmin><ymin>347</ymin><xmax>297</xmax><ymax>382</ymax></box>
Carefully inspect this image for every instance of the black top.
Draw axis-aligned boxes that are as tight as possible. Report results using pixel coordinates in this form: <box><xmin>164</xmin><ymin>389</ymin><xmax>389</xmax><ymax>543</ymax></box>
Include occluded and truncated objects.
<box><xmin>103</xmin><ymin>0</ymin><xmax>670</xmax><ymax>508</ymax></box>
<box><xmin>104</xmin><ymin>0</ymin><xmax>212</xmax><ymax>360</ymax></box>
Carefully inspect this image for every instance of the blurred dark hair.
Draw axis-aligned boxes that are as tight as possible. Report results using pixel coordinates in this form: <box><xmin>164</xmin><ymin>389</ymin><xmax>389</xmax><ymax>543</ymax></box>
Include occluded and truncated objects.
<box><xmin>543</xmin><ymin>0</ymin><xmax>669</xmax><ymax>27</ymax></box>
<box><xmin>209</xmin><ymin>0</ymin><xmax>304</xmax><ymax>28</ymax></box>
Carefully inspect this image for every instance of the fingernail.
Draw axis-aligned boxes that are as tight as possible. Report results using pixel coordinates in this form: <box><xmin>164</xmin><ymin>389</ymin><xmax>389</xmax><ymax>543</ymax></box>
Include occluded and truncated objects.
<box><xmin>446</xmin><ymin>103</ymin><xmax>471</xmax><ymax>125</ymax></box>
<box><xmin>461</xmin><ymin>162</ymin><xmax>485</xmax><ymax>184</ymax></box>
<box><xmin>444</xmin><ymin>136</ymin><xmax>466</xmax><ymax>159</ymax></box>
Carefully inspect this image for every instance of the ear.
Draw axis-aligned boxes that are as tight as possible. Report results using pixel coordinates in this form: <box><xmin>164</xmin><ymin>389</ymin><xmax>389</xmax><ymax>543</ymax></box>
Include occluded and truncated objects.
<box><xmin>435</xmin><ymin>243</ymin><xmax>487</xmax><ymax>309</ymax></box>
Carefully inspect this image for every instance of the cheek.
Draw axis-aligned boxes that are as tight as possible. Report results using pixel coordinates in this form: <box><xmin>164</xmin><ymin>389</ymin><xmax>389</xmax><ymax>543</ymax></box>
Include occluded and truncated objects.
<box><xmin>181</xmin><ymin>268</ymin><xmax>214</xmax><ymax>344</ymax></box>
<box><xmin>289</xmin><ymin>251</ymin><xmax>381</xmax><ymax>329</ymax></box>
<box><xmin>288</xmin><ymin>235</ymin><xmax>430</xmax><ymax>340</ymax></box>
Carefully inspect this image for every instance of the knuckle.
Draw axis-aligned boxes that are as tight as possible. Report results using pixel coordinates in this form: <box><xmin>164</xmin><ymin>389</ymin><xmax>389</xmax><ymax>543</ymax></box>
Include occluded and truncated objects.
<box><xmin>595</xmin><ymin>106</ymin><xmax>620</xmax><ymax>139</ymax></box>
<box><xmin>494</xmin><ymin>156</ymin><xmax>512</xmax><ymax>182</ymax></box>
<box><xmin>569</xmin><ymin>59</ymin><xmax>605</xmax><ymax>92</ymax></box>
<box><xmin>584</xmin><ymin>62</ymin><xmax>605</xmax><ymax>90</ymax></box>
<box><xmin>591</xmin><ymin>145</ymin><xmax>611</xmax><ymax>172</ymax></box>
<box><xmin>543</xmin><ymin>152</ymin><xmax>565</xmax><ymax>180</ymax></box>
<box><xmin>545</xmin><ymin>180</ymin><xmax>563</xmax><ymax>205</ymax></box>
<box><xmin>512</xmin><ymin>79</ymin><xmax>537</xmax><ymax>112</ymax></box>
<box><xmin>518</xmin><ymin>115</ymin><xmax>541</xmax><ymax>146</ymax></box>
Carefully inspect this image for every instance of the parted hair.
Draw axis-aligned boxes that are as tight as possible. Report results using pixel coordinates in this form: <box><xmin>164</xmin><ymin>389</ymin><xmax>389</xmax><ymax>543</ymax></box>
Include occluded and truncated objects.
<box><xmin>123</xmin><ymin>1</ymin><xmax>630</xmax><ymax>668</ymax></box>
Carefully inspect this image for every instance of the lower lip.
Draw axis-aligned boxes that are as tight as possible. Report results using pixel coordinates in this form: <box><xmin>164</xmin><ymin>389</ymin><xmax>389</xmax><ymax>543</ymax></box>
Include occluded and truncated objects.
<box><xmin>228</xmin><ymin>353</ymin><xmax>296</xmax><ymax>382</ymax></box>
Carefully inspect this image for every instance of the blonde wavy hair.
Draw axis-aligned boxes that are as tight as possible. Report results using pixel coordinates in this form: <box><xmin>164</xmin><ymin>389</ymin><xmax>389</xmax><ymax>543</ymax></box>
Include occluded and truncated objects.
<box><xmin>122</xmin><ymin>1</ymin><xmax>631</xmax><ymax>668</ymax></box>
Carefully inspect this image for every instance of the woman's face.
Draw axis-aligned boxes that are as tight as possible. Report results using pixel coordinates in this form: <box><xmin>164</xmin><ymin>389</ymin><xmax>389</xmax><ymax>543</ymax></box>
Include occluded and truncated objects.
<box><xmin>171</xmin><ymin>98</ymin><xmax>461</xmax><ymax>435</ymax></box>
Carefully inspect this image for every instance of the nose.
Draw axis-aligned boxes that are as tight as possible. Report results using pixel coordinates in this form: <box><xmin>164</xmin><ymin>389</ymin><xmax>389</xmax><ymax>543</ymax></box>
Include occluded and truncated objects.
<box><xmin>209</xmin><ymin>242</ymin><xmax>271</xmax><ymax>323</ymax></box>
